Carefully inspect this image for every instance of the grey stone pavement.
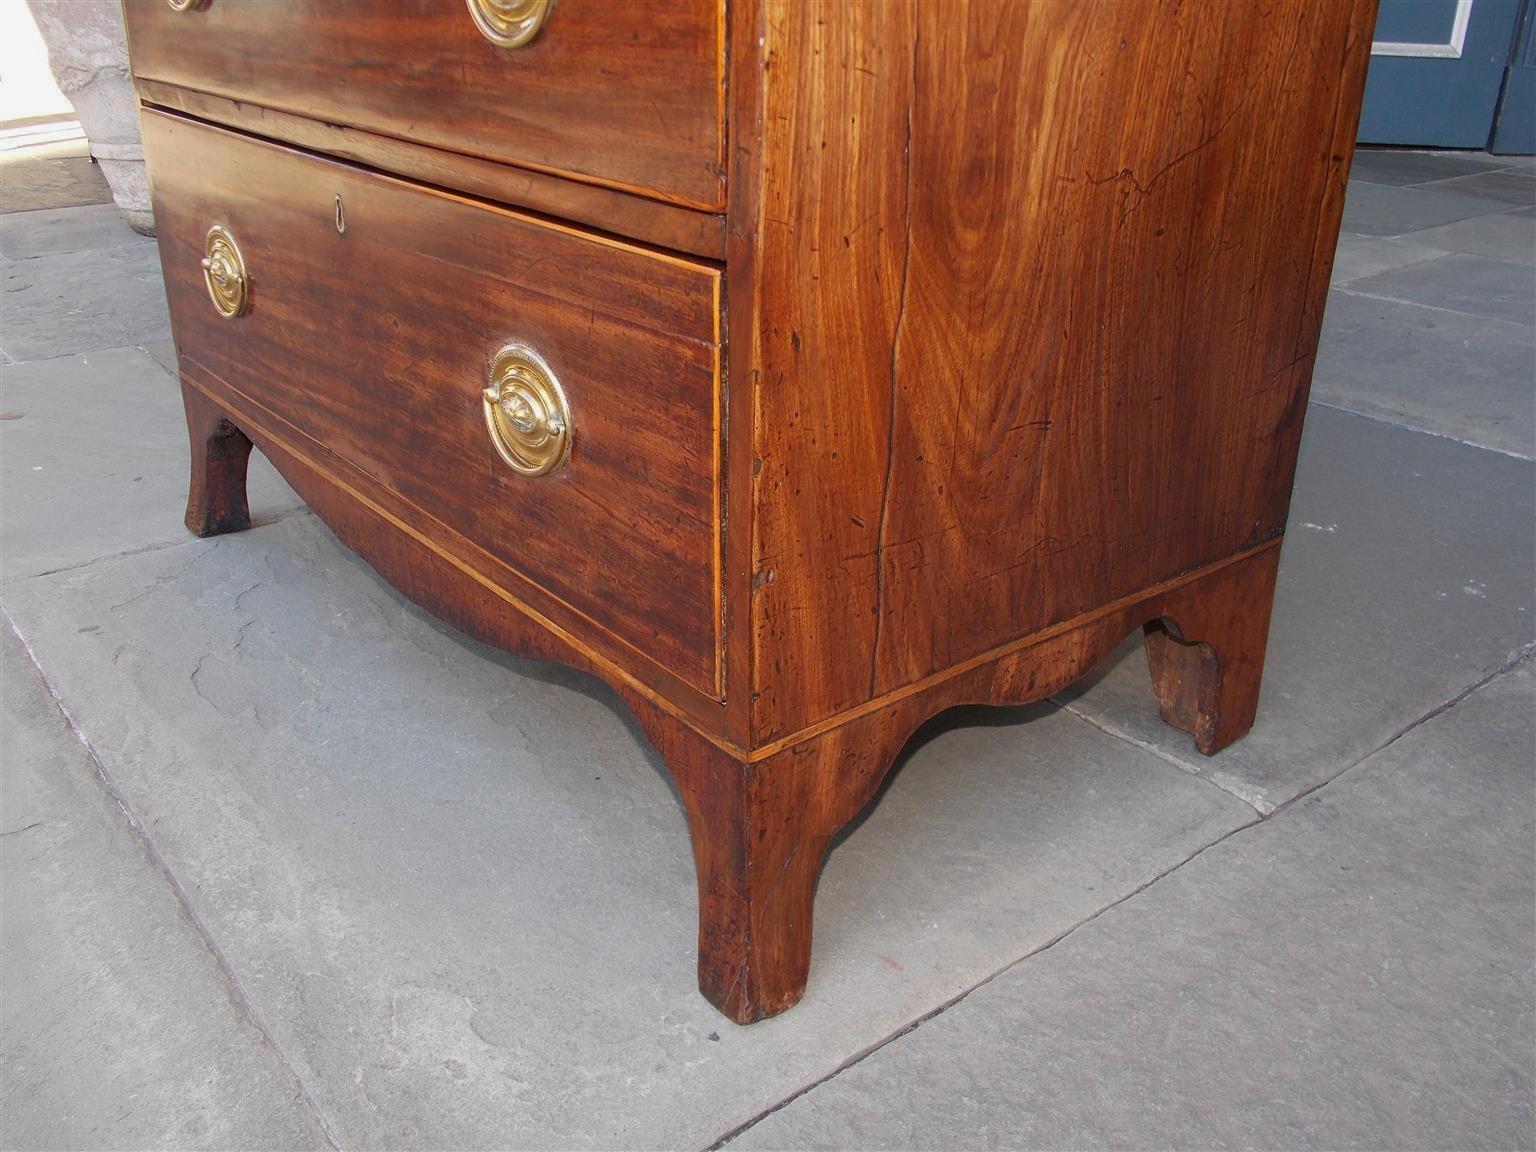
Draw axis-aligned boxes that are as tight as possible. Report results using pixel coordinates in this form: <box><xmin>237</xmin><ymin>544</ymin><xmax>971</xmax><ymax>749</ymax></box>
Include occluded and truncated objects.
<box><xmin>0</xmin><ymin>144</ymin><xmax>1531</xmax><ymax>1151</ymax></box>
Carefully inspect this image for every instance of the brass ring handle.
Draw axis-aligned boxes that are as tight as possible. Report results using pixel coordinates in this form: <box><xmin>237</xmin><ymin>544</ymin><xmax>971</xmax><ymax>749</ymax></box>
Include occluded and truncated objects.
<box><xmin>200</xmin><ymin>225</ymin><xmax>250</xmax><ymax>319</ymax></box>
<box><xmin>467</xmin><ymin>0</ymin><xmax>553</xmax><ymax>46</ymax></box>
<box><xmin>166</xmin><ymin>0</ymin><xmax>209</xmax><ymax>10</ymax></box>
<box><xmin>482</xmin><ymin>343</ymin><xmax>571</xmax><ymax>477</ymax></box>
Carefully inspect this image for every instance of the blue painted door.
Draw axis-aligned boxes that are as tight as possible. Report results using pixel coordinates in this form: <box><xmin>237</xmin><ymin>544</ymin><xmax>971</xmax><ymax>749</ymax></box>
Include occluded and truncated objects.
<box><xmin>1358</xmin><ymin>0</ymin><xmax>1526</xmax><ymax>147</ymax></box>
<box><xmin>1491</xmin><ymin>1</ymin><xmax>1534</xmax><ymax>152</ymax></box>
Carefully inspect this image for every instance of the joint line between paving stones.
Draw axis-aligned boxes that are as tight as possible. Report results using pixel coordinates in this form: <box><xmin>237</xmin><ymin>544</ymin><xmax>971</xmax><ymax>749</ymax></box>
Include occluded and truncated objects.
<box><xmin>1307</xmin><ymin>399</ymin><xmax>1536</xmax><ymax>461</ymax></box>
<box><xmin>1256</xmin><ymin>642</ymin><xmax>1536</xmax><ymax>824</ymax></box>
<box><xmin>1331</xmin><ymin>283</ymin><xmax>1536</xmax><ymax>329</ymax></box>
<box><xmin>1063</xmin><ymin>640</ymin><xmax>1536</xmax><ymax>824</ymax></box>
<box><xmin>0</xmin><ymin>603</ymin><xmax>347</xmax><ymax>1152</ymax></box>
<box><xmin>4</xmin><ymin>510</ymin><xmax>317</xmax><ymax>587</ymax></box>
<box><xmin>1055</xmin><ymin>701</ymin><xmax>1266</xmax><ymax>808</ymax></box>
<box><xmin>705</xmin><ymin>808</ymin><xmax>1264</xmax><ymax>1151</ymax></box>
<box><xmin>710</xmin><ymin>647</ymin><xmax>1536</xmax><ymax>1149</ymax></box>
<box><xmin>12</xmin><ymin>537</ymin><xmax>205</xmax><ymax>584</ymax></box>
<box><xmin>1331</xmin><ymin>250</ymin><xmax>1450</xmax><ymax>290</ymax></box>
<box><xmin>1412</xmin><ymin>172</ymin><xmax>1536</xmax><ymax>193</ymax></box>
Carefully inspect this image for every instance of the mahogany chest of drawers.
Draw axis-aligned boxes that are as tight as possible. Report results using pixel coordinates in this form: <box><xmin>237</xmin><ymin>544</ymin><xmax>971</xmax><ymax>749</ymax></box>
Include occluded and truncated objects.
<box><xmin>127</xmin><ymin>0</ymin><xmax>1375</xmax><ymax>1023</ymax></box>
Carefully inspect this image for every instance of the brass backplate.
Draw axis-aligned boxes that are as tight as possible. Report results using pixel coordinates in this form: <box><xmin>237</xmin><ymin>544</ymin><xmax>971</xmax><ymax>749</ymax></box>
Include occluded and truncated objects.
<box><xmin>466</xmin><ymin>0</ymin><xmax>553</xmax><ymax>47</ymax></box>
<box><xmin>482</xmin><ymin>343</ymin><xmax>571</xmax><ymax>477</ymax></box>
<box><xmin>200</xmin><ymin>225</ymin><xmax>249</xmax><ymax>319</ymax></box>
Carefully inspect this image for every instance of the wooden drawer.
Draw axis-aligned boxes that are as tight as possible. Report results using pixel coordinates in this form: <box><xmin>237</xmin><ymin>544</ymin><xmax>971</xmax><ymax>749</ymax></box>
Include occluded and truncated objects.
<box><xmin>124</xmin><ymin>0</ymin><xmax>725</xmax><ymax>212</ymax></box>
<box><xmin>144</xmin><ymin>110</ymin><xmax>722</xmax><ymax>696</ymax></box>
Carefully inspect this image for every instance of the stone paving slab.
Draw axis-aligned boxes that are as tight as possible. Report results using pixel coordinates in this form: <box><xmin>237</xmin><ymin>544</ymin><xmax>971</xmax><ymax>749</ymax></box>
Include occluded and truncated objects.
<box><xmin>1340</xmin><ymin>180</ymin><xmax>1513</xmax><ymax>238</ymax></box>
<box><xmin>1401</xmin><ymin>208</ymin><xmax>1536</xmax><ymax>266</ymax></box>
<box><xmin>1</xmin><ymin>239</ymin><xmax>170</xmax><ymax>363</ymax></box>
<box><xmin>1058</xmin><ymin>404</ymin><xmax>1535</xmax><ymax>813</ymax></box>
<box><xmin>0</xmin><ymin>624</ymin><xmax>332</xmax><ymax>1151</ymax></box>
<box><xmin>1310</xmin><ymin>288</ymin><xmax>1535</xmax><ymax>457</ymax></box>
<box><xmin>0</xmin><ymin>144</ymin><xmax>112</xmax><ymax>214</ymax></box>
<box><xmin>0</xmin><ymin>203</ymin><xmax>146</xmax><ymax>261</ymax></box>
<box><xmin>0</xmin><ymin>512</ymin><xmax>1255</xmax><ymax>1150</ymax></box>
<box><xmin>0</xmin><ymin>346</ymin><xmax>303</xmax><ymax>583</ymax></box>
<box><xmin>1347</xmin><ymin>149</ymin><xmax>1515</xmax><ymax>187</ymax></box>
<box><xmin>1328</xmin><ymin>235</ymin><xmax>1446</xmax><ymax>285</ymax></box>
<box><xmin>730</xmin><ymin>660</ymin><xmax>1536</xmax><ymax>1152</ymax></box>
<box><xmin>1424</xmin><ymin>168</ymin><xmax>1536</xmax><ymax>207</ymax></box>
<box><xmin>141</xmin><ymin>337</ymin><xmax>178</xmax><ymax>378</ymax></box>
<box><xmin>1343</xmin><ymin>251</ymin><xmax>1536</xmax><ymax>327</ymax></box>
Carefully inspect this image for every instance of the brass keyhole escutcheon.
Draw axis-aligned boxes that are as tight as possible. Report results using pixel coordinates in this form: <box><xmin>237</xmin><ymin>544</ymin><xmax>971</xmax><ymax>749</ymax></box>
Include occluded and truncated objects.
<box><xmin>482</xmin><ymin>344</ymin><xmax>571</xmax><ymax>477</ymax></box>
<box><xmin>200</xmin><ymin>225</ymin><xmax>249</xmax><ymax>319</ymax></box>
<box><xmin>466</xmin><ymin>0</ymin><xmax>553</xmax><ymax>46</ymax></box>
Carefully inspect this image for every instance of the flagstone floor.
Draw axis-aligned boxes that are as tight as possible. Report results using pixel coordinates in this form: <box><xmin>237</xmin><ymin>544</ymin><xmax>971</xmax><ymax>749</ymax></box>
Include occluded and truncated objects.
<box><xmin>2</xmin><ymin>146</ymin><xmax>1531</xmax><ymax>1150</ymax></box>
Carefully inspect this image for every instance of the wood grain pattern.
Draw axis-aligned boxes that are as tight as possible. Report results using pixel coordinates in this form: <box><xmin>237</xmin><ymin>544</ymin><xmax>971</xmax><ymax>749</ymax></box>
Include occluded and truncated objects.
<box><xmin>147</xmin><ymin>110</ymin><xmax>724</xmax><ymax>697</ymax></box>
<box><xmin>181</xmin><ymin>378</ymin><xmax>252</xmax><ymax>537</ymax></box>
<box><xmin>1145</xmin><ymin>544</ymin><xmax>1282</xmax><ymax>756</ymax></box>
<box><xmin>135</xmin><ymin>82</ymin><xmax>729</xmax><ymax>261</ymax></box>
<box><xmin>645</xmin><ymin>541</ymin><xmax>1283</xmax><ymax>1022</ymax></box>
<box><xmin>178</xmin><ymin>358</ymin><xmax>1285</xmax><ymax>1024</ymax></box>
<box><xmin>720</xmin><ymin>0</ymin><xmax>767</xmax><ymax>748</ymax></box>
<box><xmin>123</xmin><ymin>0</ymin><xmax>726</xmax><ymax>210</ymax></box>
<box><xmin>139</xmin><ymin>0</ymin><xmax>1376</xmax><ymax>1024</ymax></box>
<box><xmin>739</xmin><ymin>0</ymin><xmax>1376</xmax><ymax>743</ymax></box>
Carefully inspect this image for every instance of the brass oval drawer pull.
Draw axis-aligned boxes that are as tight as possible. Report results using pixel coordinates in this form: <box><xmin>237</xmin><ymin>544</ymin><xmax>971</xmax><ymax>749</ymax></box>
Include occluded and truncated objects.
<box><xmin>482</xmin><ymin>343</ymin><xmax>571</xmax><ymax>476</ymax></box>
<box><xmin>200</xmin><ymin>225</ymin><xmax>250</xmax><ymax>319</ymax></box>
<box><xmin>467</xmin><ymin>0</ymin><xmax>552</xmax><ymax>47</ymax></box>
<box><xmin>166</xmin><ymin>0</ymin><xmax>209</xmax><ymax>10</ymax></box>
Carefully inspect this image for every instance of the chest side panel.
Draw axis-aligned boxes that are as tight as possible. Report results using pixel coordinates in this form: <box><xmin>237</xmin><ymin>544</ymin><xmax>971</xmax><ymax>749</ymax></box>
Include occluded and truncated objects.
<box><xmin>746</xmin><ymin>0</ymin><xmax>1376</xmax><ymax>741</ymax></box>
